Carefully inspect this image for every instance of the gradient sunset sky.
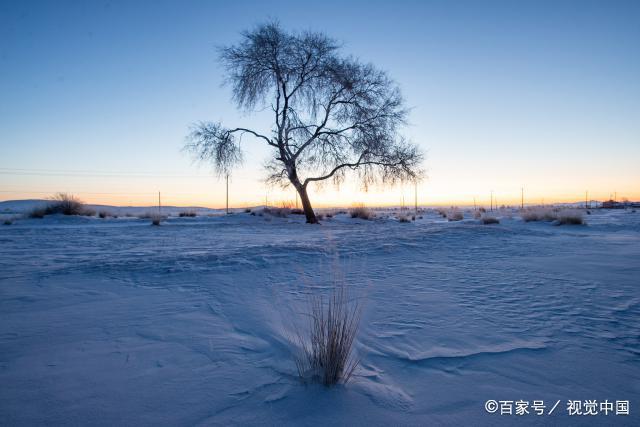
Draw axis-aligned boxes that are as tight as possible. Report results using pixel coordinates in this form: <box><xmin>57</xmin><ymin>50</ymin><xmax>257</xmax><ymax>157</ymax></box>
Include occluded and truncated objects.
<box><xmin>1</xmin><ymin>0</ymin><xmax>638</xmax><ymax>207</ymax></box>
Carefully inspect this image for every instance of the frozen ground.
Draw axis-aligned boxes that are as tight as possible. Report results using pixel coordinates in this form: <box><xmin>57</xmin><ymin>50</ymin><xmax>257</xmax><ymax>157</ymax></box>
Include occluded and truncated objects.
<box><xmin>1</xmin><ymin>208</ymin><xmax>639</xmax><ymax>425</ymax></box>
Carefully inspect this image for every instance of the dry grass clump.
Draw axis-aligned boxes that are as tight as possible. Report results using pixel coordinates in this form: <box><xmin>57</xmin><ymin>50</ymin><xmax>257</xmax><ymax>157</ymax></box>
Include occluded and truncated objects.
<box><xmin>397</xmin><ymin>214</ymin><xmax>411</xmax><ymax>223</ymax></box>
<box><xmin>150</xmin><ymin>213</ymin><xmax>164</xmax><ymax>226</ymax></box>
<box><xmin>98</xmin><ymin>210</ymin><xmax>115</xmax><ymax>219</ymax></box>
<box><xmin>481</xmin><ymin>215</ymin><xmax>500</xmax><ymax>224</ymax></box>
<box><xmin>29</xmin><ymin>207</ymin><xmax>47</xmax><ymax>218</ymax></box>
<box><xmin>262</xmin><ymin>207</ymin><xmax>290</xmax><ymax>217</ymax></box>
<box><xmin>555</xmin><ymin>210</ymin><xmax>584</xmax><ymax>225</ymax></box>
<box><xmin>29</xmin><ymin>193</ymin><xmax>95</xmax><ymax>218</ymax></box>
<box><xmin>447</xmin><ymin>209</ymin><xmax>463</xmax><ymax>221</ymax></box>
<box><xmin>178</xmin><ymin>210</ymin><xmax>197</xmax><ymax>217</ymax></box>
<box><xmin>349</xmin><ymin>206</ymin><xmax>374</xmax><ymax>220</ymax></box>
<box><xmin>521</xmin><ymin>207</ymin><xmax>557</xmax><ymax>222</ymax></box>
<box><xmin>294</xmin><ymin>284</ymin><xmax>361</xmax><ymax>386</ymax></box>
<box><xmin>521</xmin><ymin>207</ymin><xmax>584</xmax><ymax>225</ymax></box>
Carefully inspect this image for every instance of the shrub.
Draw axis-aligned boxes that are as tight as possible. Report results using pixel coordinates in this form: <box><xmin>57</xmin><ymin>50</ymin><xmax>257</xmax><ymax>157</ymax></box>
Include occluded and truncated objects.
<box><xmin>28</xmin><ymin>193</ymin><xmax>94</xmax><ymax>217</ymax></box>
<box><xmin>178</xmin><ymin>211</ymin><xmax>197</xmax><ymax>217</ymax></box>
<box><xmin>290</xmin><ymin>208</ymin><xmax>304</xmax><ymax>215</ymax></box>
<box><xmin>349</xmin><ymin>206</ymin><xmax>374</xmax><ymax>220</ymax></box>
<box><xmin>481</xmin><ymin>215</ymin><xmax>499</xmax><ymax>224</ymax></box>
<box><xmin>473</xmin><ymin>211</ymin><xmax>482</xmax><ymax>219</ymax></box>
<box><xmin>447</xmin><ymin>210</ymin><xmax>463</xmax><ymax>221</ymax></box>
<box><xmin>244</xmin><ymin>208</ymin><xmax>251</xmax><ymax>213</ymax></box>
<box><xmin>3</xmin><ymin>219</ymin><xmax>12</xmax><ymax>225</ymax></box>
<box><xmin>294</xmin><ymin>285</ymin><xmax>361</xmax><ymax>386</ymax></box>
<box><xmin>48</xmin><ymin>193</ymin><xmax>87</xmax><ymax>215</ymax></box>
<box><xmin>98</xmin><ymin>210</ymin><xmax>113</xmax><ymax>219</ymax></box>
<box><xmin>555</xmin><ymin>210</ymin><xmax>584</xmax><ymax>225</ymax></box>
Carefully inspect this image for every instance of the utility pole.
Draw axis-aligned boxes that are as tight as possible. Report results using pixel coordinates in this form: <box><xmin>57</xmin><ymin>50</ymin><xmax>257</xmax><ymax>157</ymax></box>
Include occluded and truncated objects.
<box><xmin>521</xmin><ymin>187</ymin><xmax>524</xmax><ymax>209</ymax></box>
<box><xmin>585</xmin><ymin>190</ymin><xmax>588</xmax><ymax>209</ymax></box>
<box><xmin>158</xmin><ymin>191</ymin><xmax>161</xmax><ymax>215</ymax></box>
<box><xmin>473</xmin><ymin>197</ymin><xmax>477</xmax><ymax>211</ymax></box>
<box><xmin>490</xmin><ymin>190</ymin><xmax>494</xmax><ymax>212</ymax></box>
<box><xmin>225</xmin><ymin>174</ymin><xmax>229</xmax><ymax>214</ymax></box>
<box><xmin>414</xmin><ymin>180</ymin><xmax>418</xmax><ymax>215</ymax></box>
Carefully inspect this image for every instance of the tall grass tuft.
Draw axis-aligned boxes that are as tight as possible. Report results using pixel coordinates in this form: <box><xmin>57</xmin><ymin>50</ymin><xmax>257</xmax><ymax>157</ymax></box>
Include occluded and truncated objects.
<box><xmin>295</xmin><ymin>284</ymin><xmax>361</xmax><ymax>386</ymax></box>
<box><xmin>447</xmin><ymin>209</ymin><xmax>463</xmax><ymax>221</ymax></box>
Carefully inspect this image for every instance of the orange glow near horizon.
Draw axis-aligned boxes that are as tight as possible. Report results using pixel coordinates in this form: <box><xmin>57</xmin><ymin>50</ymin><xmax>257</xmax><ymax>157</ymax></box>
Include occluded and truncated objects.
<box><xmin>3</xmin><ymin>174</ymin><xmax>638</xmax><ymax>209</ymax></box>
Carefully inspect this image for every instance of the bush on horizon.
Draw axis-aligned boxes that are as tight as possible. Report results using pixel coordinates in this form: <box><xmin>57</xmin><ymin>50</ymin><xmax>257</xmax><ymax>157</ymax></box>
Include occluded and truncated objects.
<box><xmin>28</xmin><ymin>193</ymin><xmax>95</xmax><ymax>218</ymax></box>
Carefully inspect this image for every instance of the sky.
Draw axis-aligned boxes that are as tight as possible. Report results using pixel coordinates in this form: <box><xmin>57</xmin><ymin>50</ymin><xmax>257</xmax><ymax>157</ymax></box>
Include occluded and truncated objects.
<box><xmin>1</xmin><ymin>0</ymin><xmax>639</xmax><ymax>208</ymax></box>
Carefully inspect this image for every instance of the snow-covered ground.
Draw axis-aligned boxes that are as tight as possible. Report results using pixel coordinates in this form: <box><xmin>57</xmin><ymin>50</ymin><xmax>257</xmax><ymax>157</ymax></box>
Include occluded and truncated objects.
<box><xmin>1</xmin><ymin>208</ymin><xmax>639</xmax><ymax>425</ymax></box>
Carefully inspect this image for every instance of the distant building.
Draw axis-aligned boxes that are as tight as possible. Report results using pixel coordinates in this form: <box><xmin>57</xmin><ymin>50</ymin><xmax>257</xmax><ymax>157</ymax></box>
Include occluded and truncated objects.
<box><xmin>602</xmin><ymin>200</ymin><xmax>623</xmax><ymax>209</ymax></box>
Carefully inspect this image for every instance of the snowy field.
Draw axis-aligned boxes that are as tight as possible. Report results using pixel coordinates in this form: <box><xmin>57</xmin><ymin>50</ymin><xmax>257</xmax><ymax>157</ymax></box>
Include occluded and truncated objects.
<box><xmin>1</xmin><ymin>208</ymin><xmax>639</xmax><ymax>425</ymax></box>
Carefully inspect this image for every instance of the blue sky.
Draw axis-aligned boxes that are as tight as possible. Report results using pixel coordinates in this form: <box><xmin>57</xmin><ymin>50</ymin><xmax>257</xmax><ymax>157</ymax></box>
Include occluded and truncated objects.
<box><xmin>1</xmin><ymin>0</ymin><xmax>638</xmax><ymax>207</ymax></box>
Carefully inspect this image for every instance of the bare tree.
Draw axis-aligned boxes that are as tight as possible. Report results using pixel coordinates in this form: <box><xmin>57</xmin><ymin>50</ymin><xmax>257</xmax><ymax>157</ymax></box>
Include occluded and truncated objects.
<box><xmin>186</xmin><ymin>22</ymin><xmax>422</xmax><ymax>223</ymax></box>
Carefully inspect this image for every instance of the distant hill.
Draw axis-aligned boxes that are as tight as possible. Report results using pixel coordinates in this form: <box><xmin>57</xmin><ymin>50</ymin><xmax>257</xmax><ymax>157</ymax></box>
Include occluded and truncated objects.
<box><xmin>0</xmin><ymin>199</ymin><xmax>228</xmax><ymax>216</ymax></box>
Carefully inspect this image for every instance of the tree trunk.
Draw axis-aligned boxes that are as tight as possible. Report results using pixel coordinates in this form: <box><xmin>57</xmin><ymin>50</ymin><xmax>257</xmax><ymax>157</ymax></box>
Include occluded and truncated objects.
<box><xmin>297</xmin><ymin>184</ymin><xmax>318</xmax><ymax>224</ymax></box>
